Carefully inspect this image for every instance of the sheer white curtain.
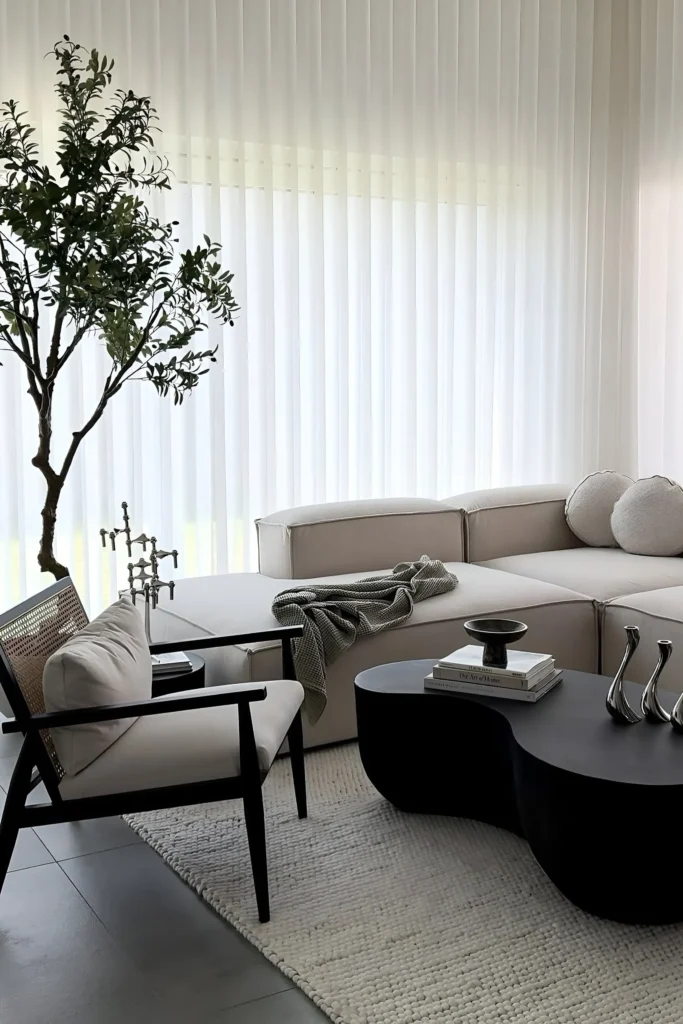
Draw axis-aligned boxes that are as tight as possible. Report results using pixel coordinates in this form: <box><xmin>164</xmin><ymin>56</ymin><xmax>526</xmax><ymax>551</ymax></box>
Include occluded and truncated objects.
<box><xmin>0</xmin><ymin>0</ymin><xmax>650</xmax><ymax>610</ymax></box>
<box><xmin>636</xmin><ymin>1</ymin><xmax>683</xmax><ymax>482</ymax></box>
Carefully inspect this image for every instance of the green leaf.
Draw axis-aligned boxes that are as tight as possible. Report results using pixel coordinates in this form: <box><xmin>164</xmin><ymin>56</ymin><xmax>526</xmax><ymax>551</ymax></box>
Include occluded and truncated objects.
<box><xmin>0</xmin><ymin>34</ymin><xmax>239</xmax><ymax>437</ymax></box>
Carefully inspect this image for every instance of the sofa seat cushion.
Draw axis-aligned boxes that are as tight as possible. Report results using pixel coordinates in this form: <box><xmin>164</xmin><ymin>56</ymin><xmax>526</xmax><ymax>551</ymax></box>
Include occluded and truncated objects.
<box><xmin>602</xmin><ymin>588</ymin><xmax>683</xmax><ymax>691</ymax></box>
<box><xmin>149</xmin><ymin>569</ymin><xmax>388</xmax><ymax>691</ymax></box>
<box><xmin>151</xmin><ymin>564</ymin><xmax>597</xmax><ymax>746</ymax></box>
<box><xmin>58</xmin><ymin>679</ymin><xmax>304</xmax><ymax>800</ymax></box>
<box><xmin>477</xmin><ymin>548</ymin><xmax>683</xmax><ymax>604</ymax></box>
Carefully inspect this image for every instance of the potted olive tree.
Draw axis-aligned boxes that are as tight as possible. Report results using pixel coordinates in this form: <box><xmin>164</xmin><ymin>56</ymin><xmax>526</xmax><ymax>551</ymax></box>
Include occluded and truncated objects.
<box><xmin>0</xmin><ymin>37</ymin><xmax>237</xmax><ymax>579</ymax></box>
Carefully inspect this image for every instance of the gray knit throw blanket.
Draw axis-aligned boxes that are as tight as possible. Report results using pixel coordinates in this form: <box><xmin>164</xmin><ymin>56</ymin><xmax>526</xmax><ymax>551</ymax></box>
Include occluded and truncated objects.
<box><xmin>272</xmin><ymin>556</ymin><xmax>458</xmax><ymax>723</ymax></box>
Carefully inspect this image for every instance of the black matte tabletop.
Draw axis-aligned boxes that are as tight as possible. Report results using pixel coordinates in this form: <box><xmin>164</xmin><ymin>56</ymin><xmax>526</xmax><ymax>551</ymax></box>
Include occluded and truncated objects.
<box><xmin>355</xmin><ymin>661</ymin><xmax>683</xmax><ymax>788</ymax></box>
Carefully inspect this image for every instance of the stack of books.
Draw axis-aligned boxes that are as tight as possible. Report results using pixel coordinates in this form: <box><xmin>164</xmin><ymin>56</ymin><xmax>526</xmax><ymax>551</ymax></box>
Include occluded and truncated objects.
<box><xmin>424</xmin><ymin>645</ymin><xmax>562</xmax><ymax>702</ymax></box>
<box><xmin>151</xmin><ymin>651</ymin><xmax>194</xmax><ymax>676</ymax></box>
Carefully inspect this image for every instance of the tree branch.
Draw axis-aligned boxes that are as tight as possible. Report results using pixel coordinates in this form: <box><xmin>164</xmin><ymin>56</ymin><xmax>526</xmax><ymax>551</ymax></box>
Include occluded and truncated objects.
<box><xmin>57</xmin><ymin>369</ymin><xmax>114</xmax><ymax>483</ymax></box>
<box><xmin>0</xmin><ymin>237</ymin><xmax>29</xmax><ymax>354</ymax></box>
<box><xmin>5</xmin><ymin>103</ymin><xmax>43</xmax><ymax>184</ymax></box>
<box><xmin>0</xmin><ymin>322</ymin><xmax>42</xmax><ymax>409</ymax></box>
<box><xmin>22</xmin><ymin>252</ymin><xmax>40</xmax><ymax>365</ymax></box>
<box><xmin>0</xmin><ymin>234</ymin><xmax>43</xmax><ymax>388</ymax></box>
<box><xmin>0</xmin><ymin>323</ymin><xmax>27</xmax><ymax>364</ymax></box>
<box><xmin>53</xmin><ymin>320</ymin><xmax>90</xmax><ymax>375</ymax></box>
<box><xmin>56</xmin><ymin>295</ymin><xmax>171</xmax><ymax>481</ymax></box>
<box><xmin>47</xmin><ymin>300</ymin><xmax>68</xmax><ymax>378</ymax></box>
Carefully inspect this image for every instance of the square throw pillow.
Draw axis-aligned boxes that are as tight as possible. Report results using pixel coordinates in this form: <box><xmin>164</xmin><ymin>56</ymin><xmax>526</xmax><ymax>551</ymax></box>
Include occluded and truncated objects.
<box><xmin>43</xmin><ymin>596</ymin><xmax>152</xmax><ymax>775</ymax></box>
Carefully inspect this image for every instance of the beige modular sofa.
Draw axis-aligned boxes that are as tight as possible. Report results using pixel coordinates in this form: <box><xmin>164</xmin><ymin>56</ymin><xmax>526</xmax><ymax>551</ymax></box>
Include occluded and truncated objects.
<box><xmin>151</xmin><ymin>485</ymin><xmax>683</xmax><ymax>747</ymax></box>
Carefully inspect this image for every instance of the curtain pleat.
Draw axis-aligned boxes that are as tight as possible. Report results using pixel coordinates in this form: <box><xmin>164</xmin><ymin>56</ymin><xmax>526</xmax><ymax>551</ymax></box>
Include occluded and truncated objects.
<box><xmin>0</xmin><ymin>0</ymin><xmax>671</xmax><ymax>610</ymax></box>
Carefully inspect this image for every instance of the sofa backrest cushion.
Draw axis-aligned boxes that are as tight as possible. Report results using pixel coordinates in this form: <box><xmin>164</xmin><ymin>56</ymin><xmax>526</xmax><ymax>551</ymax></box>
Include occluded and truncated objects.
<box><xmin>444</xmin><ymin>484</ymin><xmax>583</xmax><ymax>562</ymax></box>
<box><xmin>256</xmin><ymin>498</ymin><xmax>464</xmax><ymax>578</ymax></box>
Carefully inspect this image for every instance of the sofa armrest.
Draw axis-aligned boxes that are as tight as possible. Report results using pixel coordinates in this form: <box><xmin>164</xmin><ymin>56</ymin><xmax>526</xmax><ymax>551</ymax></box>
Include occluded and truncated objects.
<box><xmin>256</xmin><ymin>497</ymin><xmax>465</xmax><ymax>578</ymax></box>
<box><xmin>442</xmin><ymin>484</ymin><xmax>583</xmax><ymax>562</ymax></box>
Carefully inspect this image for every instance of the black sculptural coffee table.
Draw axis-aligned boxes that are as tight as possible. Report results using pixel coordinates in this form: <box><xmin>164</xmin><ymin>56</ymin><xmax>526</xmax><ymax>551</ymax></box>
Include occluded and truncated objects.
<box><xmin>355</xmin><ymin>661</ymin><xmax>683</xmax><ymax>925</ymax></box>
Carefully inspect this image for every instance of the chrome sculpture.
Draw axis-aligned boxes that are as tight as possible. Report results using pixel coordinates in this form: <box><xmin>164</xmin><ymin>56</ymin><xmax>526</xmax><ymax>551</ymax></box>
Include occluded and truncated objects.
<box><xmin>671</xmin><ymin>689</ymin><xmax>683</xmax><ymax>733</ymax></box>
<box><xmin>606</xmin><ymin>625</ymin><xmax>642</xmax><ymax>724</ymax></box>
<box><xmin>641</xmin><ymin>640</ymin><xmax>673</xmax><ymax>723</ymax></box>
<box><xmin>100</xmin><ymin>501</ymin><xmax>179</xmax><ymax>641</ymax></box>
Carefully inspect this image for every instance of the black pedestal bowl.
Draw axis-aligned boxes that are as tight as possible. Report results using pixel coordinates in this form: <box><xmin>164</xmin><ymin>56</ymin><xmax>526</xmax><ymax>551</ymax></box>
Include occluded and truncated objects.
<box><xmin>463</xmin><ymin>618</ymin><xmax>528</xmax><ymax>669</ymax></box>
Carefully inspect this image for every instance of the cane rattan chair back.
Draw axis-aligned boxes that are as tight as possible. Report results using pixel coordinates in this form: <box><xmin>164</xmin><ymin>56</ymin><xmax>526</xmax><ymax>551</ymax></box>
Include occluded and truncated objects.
<box><xmin>0</xmin><ymin>578</ymin><xmax>88</xmax><ymax>781</ymax></box>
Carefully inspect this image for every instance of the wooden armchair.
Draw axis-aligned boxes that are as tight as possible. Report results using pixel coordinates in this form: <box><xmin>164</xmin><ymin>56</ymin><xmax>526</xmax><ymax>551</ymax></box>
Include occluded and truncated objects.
<box><xmin>0</xmin><ymin>578</ymin><xmax>306</xmax><ymax>923</ymax></box>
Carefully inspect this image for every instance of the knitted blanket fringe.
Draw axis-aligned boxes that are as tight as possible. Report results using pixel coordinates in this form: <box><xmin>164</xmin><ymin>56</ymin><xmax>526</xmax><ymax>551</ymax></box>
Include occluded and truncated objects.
<box><xmin>272</xmin><ymin>555</ymin><xmax>458</xmax><ymax>722</ymax></box>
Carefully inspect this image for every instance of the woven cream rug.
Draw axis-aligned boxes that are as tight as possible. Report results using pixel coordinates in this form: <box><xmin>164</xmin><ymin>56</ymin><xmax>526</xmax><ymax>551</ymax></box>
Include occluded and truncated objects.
<box><xmin>126</xmin><ymin>744</ymin><xmax>683</xmax><ymax>1024</ymax></box>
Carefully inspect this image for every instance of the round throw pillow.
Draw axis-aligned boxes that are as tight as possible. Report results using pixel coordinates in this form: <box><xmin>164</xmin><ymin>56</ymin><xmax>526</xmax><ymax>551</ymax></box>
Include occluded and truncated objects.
<box><xmin>565</xmin><ymin>470</ymin><xmax>633</xmax><ymax>547</ymax></box>
<box><xmin>611</xmin><ymin>475</ymin><xmax>683</xmax><ymax>556</ymax></box>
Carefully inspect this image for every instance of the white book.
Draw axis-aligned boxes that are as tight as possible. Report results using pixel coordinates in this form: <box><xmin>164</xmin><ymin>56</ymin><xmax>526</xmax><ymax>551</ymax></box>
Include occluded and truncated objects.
<box><xmin>423</xmin><ymin>669</ymin><xmax>563</xmax><ymax>703</ymax></box>
<box><xmin>152</xmin><ymin>651</ymin><xmax>193</xmax><ymax>674</ymax></box>
<box><xmin>433</xmin><ymin>662</ymin><xmax>555</xmax><ymax>690</ymax></box>
<box><xmin>437</xmin><ymin>644</ymin><xmax>553</xmax><ymax>680</ymax></box>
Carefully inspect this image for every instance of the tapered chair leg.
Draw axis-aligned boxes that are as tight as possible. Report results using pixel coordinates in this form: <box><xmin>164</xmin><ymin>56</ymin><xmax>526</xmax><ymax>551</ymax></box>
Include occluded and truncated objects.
<box><xmin>0</xmin><ymin>739</ymin><xmax>34</xmax><ymax>895</ymax></box>
<box><xmin>243</xmin><ymin>784</ymin><xmax>270</xmax><ymax>923</ymax></box>
<box><xmin>287</xmin><ymin>711</ymin><xmax>307</xmax><ymax>819</ymax></box>
<box><xmin>238</xmin><ymin>700</ymin><xmax>270</xmax><ymax>923</ymax></box>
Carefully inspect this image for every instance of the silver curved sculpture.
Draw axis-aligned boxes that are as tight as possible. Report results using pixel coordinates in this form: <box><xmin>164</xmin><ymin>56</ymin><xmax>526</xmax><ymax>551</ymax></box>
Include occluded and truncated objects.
<box><xmin>606</xmin><ymin>625</ymin><xmax>642</xmax><ymax>724</ymax></box>
<box><xmin>641</xmin><ymin>640</ymin><xmax>673</xmax><ymax>723</ymax></box>
<box><xmin>671</xmin><ymin>690</ymin><xmax>683</xmax><ymax>733</ymax></box>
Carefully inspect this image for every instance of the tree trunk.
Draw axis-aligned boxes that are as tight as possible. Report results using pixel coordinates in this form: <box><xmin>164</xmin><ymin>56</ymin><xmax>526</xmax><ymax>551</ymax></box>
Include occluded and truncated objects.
<box><xmin>37</xmin><ymin>479</ymin><xmax>69</xmax><ymax>580</ymax></box>
<box><xmin>32</xmin><ymin>400</ymin><xmax>70</xmax><ymax>581</ymax></box>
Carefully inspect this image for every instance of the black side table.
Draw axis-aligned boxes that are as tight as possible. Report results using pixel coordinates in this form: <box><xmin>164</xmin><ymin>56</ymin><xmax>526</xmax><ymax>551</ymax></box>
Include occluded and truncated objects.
<box><xmin>151</xmin><ymin>652</ymin><xmax>205</xmax><ymax>697</ymax></box>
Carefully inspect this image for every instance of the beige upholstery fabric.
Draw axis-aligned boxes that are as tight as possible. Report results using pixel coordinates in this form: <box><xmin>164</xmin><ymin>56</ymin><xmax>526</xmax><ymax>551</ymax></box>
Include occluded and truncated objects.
<box><xmin>603</xmin><ymin>588</ymin><xmax>683</xmax><ymax>690</ymax></box>
<box><xmin>58</xmin><ymin>679</ymin><xmax>304</xmax><ymax>800</ymax></box>
<box><xmin>153</xmin><ymin>564</ymin><xmax>597</xmax><ymax>747</ymax></box>
<box><xmin>149</xmin><ymin>569</ymin><xmax>388</xmax><ymax>702</ymax></box>
<box><xmin>565</xmin><ymin>471</ymin><xmax>632</xmax><ymax>547</ymax></box>
<box><xmin>479</xmin><ymin>547</ymin><xmax>683</xmax><ymax>604</ymax></box>
<box><xmin>256</xmin><ymin>497</ymin><xmax>464</xmax><ymax>578</ymax></box>
<box><xmin>443</xmin><ymin>484</ymin><xmax>581</xmax><ymax>562</ymax></box>
<box><xmin>611</xmin><ymin>475</ymin><xmax>683</xmax><ymax>556</ymax></box>
<box><xmin>43</xmin><ymin>597</ymin><xmax>151</xmax><ymax>776</ymax></box>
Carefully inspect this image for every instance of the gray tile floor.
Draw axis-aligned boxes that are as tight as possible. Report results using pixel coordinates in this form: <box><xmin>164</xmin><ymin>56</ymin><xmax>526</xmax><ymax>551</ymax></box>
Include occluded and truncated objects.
<box><xmin>0</xmin><ymin>729</ymin><xmax>328</xmax><ymax>1024</ymax></box>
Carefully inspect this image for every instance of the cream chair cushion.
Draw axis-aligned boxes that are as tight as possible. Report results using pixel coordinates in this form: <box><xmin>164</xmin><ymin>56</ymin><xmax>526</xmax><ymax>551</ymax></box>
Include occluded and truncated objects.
<box><xmin>58</xmin><ymin>679</ymin><xmax>304</xmax><ymax>800</ymax></box>
<box><xmin>44</xmin><ymin>597</ymin><xmax>151</xmax><ymax>775</ymax></box>
<box><xmin>565</xmin><ymin>471</ymin><xmax>632</xmax><ymax>547</ymax></box>
<box><xmin>611</xmin><ymin>475</ymin><xmax>683</xmax><ymax>556</ymax></box>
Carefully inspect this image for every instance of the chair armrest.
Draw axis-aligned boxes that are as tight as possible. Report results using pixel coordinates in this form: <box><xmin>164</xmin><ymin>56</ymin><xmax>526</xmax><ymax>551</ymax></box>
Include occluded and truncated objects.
<box><xmin>1</xmin><ymin>685</ymin><xmax>268</xmax><ymax>735</ymax></box>
<box><xmin>148</xmin><ymin>625</ymin><xmax>303</xmax><ymax>656</ymax></box>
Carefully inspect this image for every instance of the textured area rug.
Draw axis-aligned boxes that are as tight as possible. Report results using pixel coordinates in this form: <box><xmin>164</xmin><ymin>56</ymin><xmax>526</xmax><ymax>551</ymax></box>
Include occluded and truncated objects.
<box><xmin>126</xmin><ymin>745</ymin><xmax>683</xmax><ymax>1024</ymax></box>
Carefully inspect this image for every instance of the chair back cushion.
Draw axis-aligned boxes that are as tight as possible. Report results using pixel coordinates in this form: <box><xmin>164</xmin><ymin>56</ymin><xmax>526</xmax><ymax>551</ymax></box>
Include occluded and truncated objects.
<box><xmin>43</xmin><ymin>597</ymin><xmax>152</xmax><ymax>775</ymax></box>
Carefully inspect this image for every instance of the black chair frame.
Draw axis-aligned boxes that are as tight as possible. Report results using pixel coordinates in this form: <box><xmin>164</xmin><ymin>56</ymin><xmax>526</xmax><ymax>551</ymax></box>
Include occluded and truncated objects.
<box><xmin>0</xmin><ymin>578</ymin><xmax>306</xmax><ymax>923</ymax></box>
